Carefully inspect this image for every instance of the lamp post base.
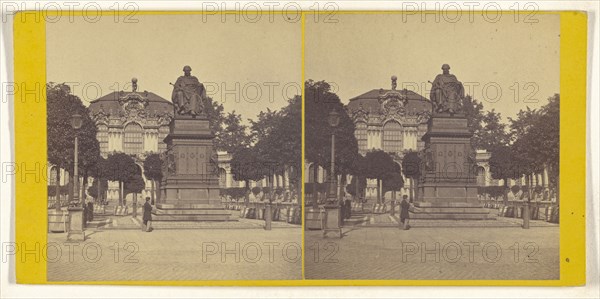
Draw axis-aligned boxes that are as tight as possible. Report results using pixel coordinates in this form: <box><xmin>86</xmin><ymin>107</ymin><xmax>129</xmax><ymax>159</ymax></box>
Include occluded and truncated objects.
<box><xmin>67</xmin><ymin>207</ymin><xmax>85</xmax><ymax>241</ymax></box>
<box><xmin>323</xmin><ymin>203</ymin><xmax>342</xmax><ymax>238</ymax></box>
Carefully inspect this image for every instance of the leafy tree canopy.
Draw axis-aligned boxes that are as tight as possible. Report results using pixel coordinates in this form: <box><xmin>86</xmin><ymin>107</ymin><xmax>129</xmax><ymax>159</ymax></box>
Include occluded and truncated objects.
<box><xmin>47</xmin><ymin>83</ymin><xmax>100</xmax><ymax>174</ymax></box>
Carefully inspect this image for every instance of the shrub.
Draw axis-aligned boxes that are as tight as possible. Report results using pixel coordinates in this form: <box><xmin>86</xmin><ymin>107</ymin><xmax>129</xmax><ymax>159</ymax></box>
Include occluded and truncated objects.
<box><xmin>511</xmin><ymin>185</ymin><xmax>521</xmax><ymax>195</ymax></box>
<box><xmin>262</xmin><ymin>187</ymin><xmax>271</xmax><ymax>195</ymax></box>
<box><xmin>275</xmin><ymin>187</ymin><xmax>284</xmax><ymax>195</ymax></box>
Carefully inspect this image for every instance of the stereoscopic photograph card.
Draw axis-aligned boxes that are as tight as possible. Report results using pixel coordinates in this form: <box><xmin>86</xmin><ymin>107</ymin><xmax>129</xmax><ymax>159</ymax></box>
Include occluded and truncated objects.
<box><xmin>10</xmin><ymin>8</ymin><xmax>588</xmax><ymax>287</ymax></box>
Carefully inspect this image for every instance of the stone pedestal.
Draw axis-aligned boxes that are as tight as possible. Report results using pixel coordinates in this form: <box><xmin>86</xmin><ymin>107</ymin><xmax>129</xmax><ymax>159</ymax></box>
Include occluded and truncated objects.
<box><xmin>155</xmin><ymin>117</ymin><xmax>232</xmax><ymax>221</ymax></box>
<box><xmin>323</xmin><ymin>204</ymin><xmax>342</xmax><ymax>238</ymax></box>
<box><xmin>413</xmin><ymin>115</ymin><xmax>493</xmax><ymax>220</ymax></box>
<box><xmin>67</xmin><ymin>207</ymin><xmax>85</xmax><ymax>241</ymax></box>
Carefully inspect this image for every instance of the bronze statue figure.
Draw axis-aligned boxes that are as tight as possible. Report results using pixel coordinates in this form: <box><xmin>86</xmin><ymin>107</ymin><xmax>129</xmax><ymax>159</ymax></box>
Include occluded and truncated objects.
<box><xmin>429</xmin><ymin>64</ymin><xmax>465</xmax><ymax>115</ymax></box>
<box><xmin>171</xmin><ymin>65</ymin><xmax>207</xmax><ymax>117</ymax></box>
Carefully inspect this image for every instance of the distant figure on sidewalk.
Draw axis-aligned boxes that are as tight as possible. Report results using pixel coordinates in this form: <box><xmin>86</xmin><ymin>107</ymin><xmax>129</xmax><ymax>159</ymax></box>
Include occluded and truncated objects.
<box><xmin>400</xmin><ymin>195</ymin><xmax>410</xmax><ymax>230</ymax></box>
<box><xmin>86</xmin><ymin>197</ymin><xmax>94</xmax><ymax>222</ymax></box>
<box><xmin>344</xmin><ymin>197</ymin><xmax>352</xmax><ymax>219</ymax></box>
<box><xmin>142</xmin><ymin>197</ymin><xmax>153</xmax><ymax>232</ymax></box>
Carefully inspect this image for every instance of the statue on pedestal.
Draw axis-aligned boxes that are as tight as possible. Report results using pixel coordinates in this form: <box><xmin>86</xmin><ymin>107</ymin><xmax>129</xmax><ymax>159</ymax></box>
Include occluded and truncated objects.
<box><xmin>171</xmin><ymin>65</ymin><xmax>207</xmax><ymax>117</ymax></box>
<box><xmin>429</xmin><ymin>64</ymin><xmax>465</xmax><ymax>115</ymax></box>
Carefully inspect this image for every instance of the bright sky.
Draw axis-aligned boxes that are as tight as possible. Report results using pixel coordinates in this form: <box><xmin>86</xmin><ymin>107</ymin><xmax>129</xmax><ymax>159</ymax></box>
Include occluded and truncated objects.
<box><xmin>305</xmin><ymin>13</ymin><xmax>560</xmax><ymax>122</ymax></box>
<box><xmin>46</xmin><ymin>14</ymin><xmax>301</xmax><ymax>122</ymax></box>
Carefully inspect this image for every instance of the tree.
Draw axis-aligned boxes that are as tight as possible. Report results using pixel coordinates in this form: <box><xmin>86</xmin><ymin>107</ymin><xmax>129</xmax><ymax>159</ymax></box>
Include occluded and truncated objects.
<box><xmin>255</xmin><ymin>96</ymin><xmax>302</xmax><ymax>195</ymax></box>
<box><xmin>509</xmin><ymin>106</ymin><xmax>543</xmax><ymax>202</ymax></box>
<box><xmin>205</xmin><ymin>96</ymin><xmax>226</xmax><ymax>143</ymax></box>
<box><xmin>214</xmin><ymin>111</ymin><xmax>252</xmax><ymax>153</ymax></box>
<box><xmin>533</xmin><ymin>94</ymin><xmax>560</xmax><ymax>203</ymax></box>
<box><xmin>382</xmin><ymin>163</ymin><xmax>404</xmax><ymax>201</ymax></box>
<box><xmin>249</xmin><ymin>96</ymin><xmax>302</xmax><ymax>199</ymax></box>
<box><xmin>104</xmin><ymin>152</ymin><xmax>138</xmax><ymax>206</ymax></box>
<box><xmin>88</xmin><ymin>178</ymin><xmax>108</xmax><ymax>201</ymax></box>
<box><xmin>347</xmin><ymin>153</ymin><xmax>367</xmax><ymax>202</ymax></box>
<box><xmin>477</xmin><ymin>110</ymin><xmax>510</xmax><ymax>151</ymax></box>
<box><xmin>510</xmin><ymin>94</ymin><xmax>560</xmax><ymax>204</ymax></box>
<box><xmin>305</xmin><ymin>80</ymin><xmax>359</xmax><ymax>204</ymax></box>
<box><xmin>402</xmin><ymin>151</ymin><xmax>421</xmax><ymax>202</ymax></box>
<box><xmin>143</xmin><ymin>153</ymin><xmax>163</xmax><ymax>205</ymax></box>
<box><xmin>87</xmin><ymin>156</ymin><xmax>108</xmax><ymax>201</ymax></box>
<box><xmin>124</xmin><ymin>168</ymin><xmax>146</xmax><ymax>218</ymax></box>
<box><xmin>230</xmin><ymin>147</ymin><xmax>265</xmax><ymax>204</ymax></box>
<box><xmin>463</xmin><ymin>95</ymin><xmax>510</xmax><ymax>151</ymax></box>
<box><xmin>462</xmin><ymin>95</ymin><xmax>485</xmax><ymax>148</ymax></box>
<box><xmin>365</xmin><ymin>150</ymin><xmax>398</xmax><ymax>203</ymax></box>
<box><xmin>489</xmin><ymin>145</ymin><xmax>520</xmax><ymax>205</ymax></box>
<box><xmin>47</xmin><ymin>83</ymin><xmax>100</xmax><ymax>208</ymax></box>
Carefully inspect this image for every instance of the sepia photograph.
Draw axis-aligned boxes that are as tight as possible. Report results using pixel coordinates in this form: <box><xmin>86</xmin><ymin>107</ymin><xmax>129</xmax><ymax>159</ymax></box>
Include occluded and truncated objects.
<box><xmin>44</xmin><ymin>14</ymin><xmax>302</xmax><ymax>281</ymax></box>
<box><xmin>303</xmin><ymin>13</ymin><xmax>560</xmax><ymax>280</ymax></box>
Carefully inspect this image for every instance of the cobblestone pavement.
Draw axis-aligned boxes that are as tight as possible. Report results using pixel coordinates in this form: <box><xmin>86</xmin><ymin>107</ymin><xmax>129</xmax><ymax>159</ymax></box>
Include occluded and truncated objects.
<box><xmin>47</xmin><ymin>228</ymin><xmax>302</xmax><ymax>281</ymax></box>
<box><xmin>305</xmin><ymin>224</ymin><xmax>559</xmax><ymax>280</ymax></box>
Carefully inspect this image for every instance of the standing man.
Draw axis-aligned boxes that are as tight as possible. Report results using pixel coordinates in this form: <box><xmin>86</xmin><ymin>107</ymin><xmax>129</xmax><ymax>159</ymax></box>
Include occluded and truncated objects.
<box><xmin>142</xmin><ymin>197</ymin><xmax>153</xmax><ymax>232</ymax></box>
<box><xmin>400</xmin><ymin>195</ymin><xmax>410</xmax><ymax>230</ymax></box>
<box><xmin>87</xmin><ymin>197</ymin><xmax>94</xmax><ymax>222</ymax></box>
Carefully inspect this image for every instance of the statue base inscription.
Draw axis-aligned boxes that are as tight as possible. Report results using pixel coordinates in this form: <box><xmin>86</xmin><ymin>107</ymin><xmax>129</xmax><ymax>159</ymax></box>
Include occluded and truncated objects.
<box><xmin>412</xmin><ymin>115</ymin><xmax>493</xmax><ymax>220</ymax></box>
<box><xmin>155</xmin><ymin>117</ymin><xmax>232</xmax><ymax>221</ymax></box>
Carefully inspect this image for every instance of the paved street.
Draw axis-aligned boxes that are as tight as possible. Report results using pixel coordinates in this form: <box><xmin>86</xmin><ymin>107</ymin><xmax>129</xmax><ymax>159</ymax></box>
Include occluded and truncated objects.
<box><xmin>305</xmin><ymin>218</ymin><xmax>559</xmax><ymax>280</ymax></box>
<box><xmin>47</xmin><ymin>227</ymin><xmax>301</xmax><ymax>281</ymax></box>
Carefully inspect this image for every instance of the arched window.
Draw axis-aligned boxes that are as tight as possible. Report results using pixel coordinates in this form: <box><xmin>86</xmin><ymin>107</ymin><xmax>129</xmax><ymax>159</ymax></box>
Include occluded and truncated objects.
<box><xmin>97</xmin><ymin>125</ymin><xmax>108</xmax><ymax>154</ymax></box>
<box><xmin>123</xmin><ymin>123</ymin><xmax>144</xmax><ymax>155</ymax></box>
<box><xmin>476</xmin><ymin>166</ymin><xmax>486</xmax><ymax>186</ymax></box>
<box><xmin>383</xmin><ymin>121</ymin><xmax>403</xmax><ymax>153</ymax></box>
<box><xmin>219</xmin><ymin>168</ymin><xmax>227</xmax><ymax>188</ymax></box>
<box><xmin>49</xmin><ymin>166</ymin><xmax>57</xmax><ymax>186</ymax></box>
<box><xmin>158</xmin><ymin>125</ymin><xmax>170</xmax><ymax>153</ymax></box>
<box><xmin>354</xmin><ymin>122</ymin><xmax>367</xmax><ymax>153</ymax></box>
<box><xmin>308</xmin><ymin>164</ymin><xmax>316</xmax><ymax>183</ymax></box>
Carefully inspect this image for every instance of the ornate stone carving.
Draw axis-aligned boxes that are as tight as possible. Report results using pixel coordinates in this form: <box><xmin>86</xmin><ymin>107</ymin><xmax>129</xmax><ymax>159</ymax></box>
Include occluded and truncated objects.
<box><xmin>163</xmin><ymin>148</ymin><xmax>176</xmax><ymax>175</ymax></box>
<box><xmin>416</xmin><ymin>110</ymin><xmax>432</xmax><ymax>124</ymax></box>
<box><xmin>350</xmin><ymin>103</ymin><xmax>369</xmax><ymax>122</ymax></box>
<box><xmin>92</xmin><ymin>104</ymin><xmax>109</xmax><ymax>124</ymax></box>
<box><xmin>158</xmin><ymin>112</ymin><xmax>173</xmax><ymax>126</ymax></box>
<box><xmin>117</xmin><ymin>87</ymin><xmax>150</xmax><ymax>124</ymax></box>
<box><xmin>378</xmin><ymin>90</ymin><xmax>408</xmax><ymax>119</ymax></box>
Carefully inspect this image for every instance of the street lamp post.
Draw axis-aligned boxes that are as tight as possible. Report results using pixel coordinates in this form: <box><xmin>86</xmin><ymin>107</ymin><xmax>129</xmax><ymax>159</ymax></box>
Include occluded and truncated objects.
<box><xmin>67</xmin><ymin>114</ymin><xmax>85</xmax><ymax>241</ymax></box>
<box><xmin>323</xmin><ymin>108</ymin><xmax>342</xmax><ymax>238</ymax></box>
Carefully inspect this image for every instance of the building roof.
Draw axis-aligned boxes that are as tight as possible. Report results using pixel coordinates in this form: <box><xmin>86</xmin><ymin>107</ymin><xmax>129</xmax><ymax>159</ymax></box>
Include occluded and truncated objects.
<box><xmin>89</xmin><ymin>91</ymin><xmax>173</xmax><ymax>114</ymax></box>
<box><xmin>346</xmin><ymin>88</ymin><xmax>431</xmax><ymax>114</ymax></box>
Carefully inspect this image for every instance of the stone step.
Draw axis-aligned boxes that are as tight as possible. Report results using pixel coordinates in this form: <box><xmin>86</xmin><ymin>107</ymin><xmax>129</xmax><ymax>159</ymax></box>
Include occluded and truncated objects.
<box><xmin>153</xmin><ymin>209</ymin><xmax>232</xmax><ymax>215</ymax></box>
<box><xmin>409</xmin><ymin>212</ymin><xmax>495</xmax><ymax>220</ymax></box>
<box><xmin>413</xmin><ymin>202</ymin><xmax>483</xmax><ymax>208</ymax></box>
<box><xmin>152</xmin><ymin>214</ymin><xmax>235</xmax><ymax>221</ymax></box>
<box><xmin>156</xmin><ymin>203</ymin><xmax>224</xmax><ymax>210</ymax></box>
<box><xmin>411</xmin><ymin>207</ymin><xmax>489</xmax><ymax>214</ymax></box>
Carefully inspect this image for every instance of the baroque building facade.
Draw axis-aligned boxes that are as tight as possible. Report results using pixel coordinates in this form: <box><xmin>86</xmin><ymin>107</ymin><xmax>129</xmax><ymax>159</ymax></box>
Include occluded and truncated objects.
<box><xmin>346</xmin><ymin>79</ymin><xmax>432</xmax><ymax>198</ymax></box>
<box><xmin>47</xmin><ymin>79</ymin><xmax>292</xmax><ymax>203</ymax></box>
<box><xmin>88</xmin><ymin>80</ymin><xmax>174</xmax><ymax>200</ymax></box>
<box><xmin>306</xmin><ymin>78</ymin><xmax>501</xmax><ymax>200</ymax></box>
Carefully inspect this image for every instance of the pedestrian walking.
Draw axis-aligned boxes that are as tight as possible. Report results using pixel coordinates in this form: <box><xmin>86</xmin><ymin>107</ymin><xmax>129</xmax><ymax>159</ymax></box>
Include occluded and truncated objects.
<box><xmin>142</xmin><ymin>197</ymin><xmax>153</xmax><ymax>232</ymax></box>
<box><xmin>400</xmin><ymin>195</ymin><xmax>410</xmax><ymax>230</ymax></box>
